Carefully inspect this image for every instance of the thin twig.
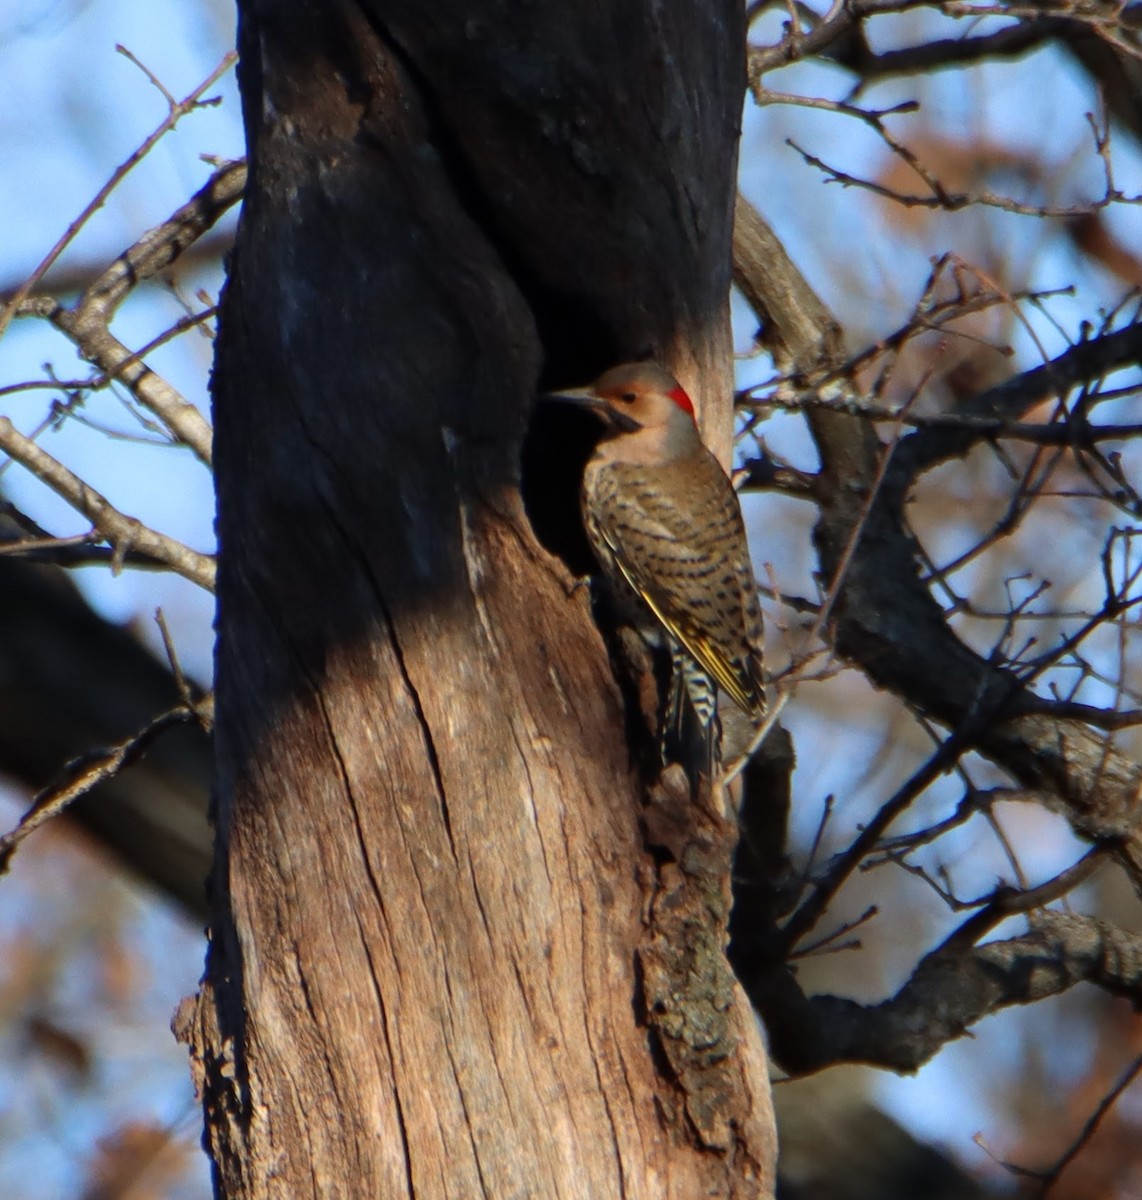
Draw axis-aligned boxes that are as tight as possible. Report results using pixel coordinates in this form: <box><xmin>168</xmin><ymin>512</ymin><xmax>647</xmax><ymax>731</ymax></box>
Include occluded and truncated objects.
<box><xmin>116</xmin><ymin>43</ymin><xmax>178</xmax><ymax>108</ymax></box>
<box><xmin>779</xmin><ymin>722</ymin><xmax>990</xmax><ymax>951</ymax></box>
<box><xmin>0</xmin><ymin>707</ymin><xmax>200</xmax><ymax>873</ymax></box>
<box><xmin>994</xmin><ymin>1052</ymin><xmax>1142</xmax><ymax>1193</ymax></box>
<box><xmin>0</xmin><ymin>418</ymin><xmax>215</xmax><ymax>591</ymax></box>
<box><xmin>12</xmin><ymin>159</ymin><xmax>247</xmax><ymax>467</ymax></box>
<box><xmin>788</xmin><ymin>904</ymin><xmax>878</xmax><ymax>959</ymax></box>
<box><xmin>0</xmin><ymin>51</ymin><xmax>236</xmax><ymax>344</ymax></box>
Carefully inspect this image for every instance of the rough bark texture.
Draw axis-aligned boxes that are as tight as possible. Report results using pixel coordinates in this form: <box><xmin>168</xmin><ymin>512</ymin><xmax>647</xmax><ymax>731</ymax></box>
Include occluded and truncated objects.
<box><xmin>187</xmin><ymin>3</ymin><xmax>774</xmax><ymax>1197</ymax></box>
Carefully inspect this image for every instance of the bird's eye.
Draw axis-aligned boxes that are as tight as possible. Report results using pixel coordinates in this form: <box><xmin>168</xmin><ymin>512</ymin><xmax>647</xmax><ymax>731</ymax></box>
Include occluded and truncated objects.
<box><xmin>620</xmin><ymin>391</ymin><xmax>636</xmax><ymax>402</ymax></box>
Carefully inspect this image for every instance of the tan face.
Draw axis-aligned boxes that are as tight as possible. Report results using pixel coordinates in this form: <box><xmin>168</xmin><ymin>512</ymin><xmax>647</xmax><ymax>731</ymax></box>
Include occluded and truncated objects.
<box><xmin>544</xmin><ymin>362</ymin><xmax>696</xmax><ymax>439</ymax></box>
<box><xmin>588</xmin><ymin>364</ymin><xmax>695</xmax><ymax>429</ymax></box>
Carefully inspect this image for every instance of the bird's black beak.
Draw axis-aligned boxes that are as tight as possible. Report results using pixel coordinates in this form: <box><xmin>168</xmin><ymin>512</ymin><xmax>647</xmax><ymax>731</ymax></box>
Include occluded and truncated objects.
<box><xmin>541</xmin><ymin>387</ymin><xmax>642</xmax><ymax>434</ymax></box>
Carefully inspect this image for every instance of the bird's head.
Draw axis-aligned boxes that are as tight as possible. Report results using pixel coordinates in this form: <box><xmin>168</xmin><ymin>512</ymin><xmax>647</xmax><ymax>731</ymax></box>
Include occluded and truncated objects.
<box><xmin>544</xmin><ymin>362</ymin><xmax>697</xmax><ymax>439</ymax></box>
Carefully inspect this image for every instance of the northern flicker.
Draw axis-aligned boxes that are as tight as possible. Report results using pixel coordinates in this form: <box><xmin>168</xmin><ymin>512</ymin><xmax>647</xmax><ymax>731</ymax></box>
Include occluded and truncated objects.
<box><xmin>547</xmin><ymin>362</ymin><xmax>765</xmax><ymax>768</ymax></box>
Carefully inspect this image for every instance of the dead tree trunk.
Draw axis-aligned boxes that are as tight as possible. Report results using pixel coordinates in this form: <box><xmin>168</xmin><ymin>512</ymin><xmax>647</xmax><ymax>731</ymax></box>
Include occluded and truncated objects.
<box><xmin>187</xmin><ymin>3</ymin><xmax>774</xmax><ymax>1195</ymax></box>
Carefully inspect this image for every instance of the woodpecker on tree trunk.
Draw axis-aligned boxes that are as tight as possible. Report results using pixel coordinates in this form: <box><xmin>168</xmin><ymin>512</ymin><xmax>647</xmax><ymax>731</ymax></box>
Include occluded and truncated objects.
<box><xmin>546</xmin><ymin>362</ymin><xmax>765</xmax><ymax>773</ymax></box>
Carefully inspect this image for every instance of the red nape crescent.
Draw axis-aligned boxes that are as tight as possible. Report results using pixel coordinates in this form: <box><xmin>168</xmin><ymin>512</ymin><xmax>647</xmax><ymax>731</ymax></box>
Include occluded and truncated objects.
<box><xmin>668</xmin><ymin>385</ymin><xmax>695</xmax><ymax>417</ymax></box>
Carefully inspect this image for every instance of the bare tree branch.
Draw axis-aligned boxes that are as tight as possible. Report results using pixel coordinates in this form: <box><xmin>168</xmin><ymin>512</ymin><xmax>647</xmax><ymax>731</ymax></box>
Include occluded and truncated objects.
<box><xmin>1018</xmin><ymin>1051</ymin><xmax>1142</xmax><ymax>1193</ymax></box>
<box><xmin>0</xmin><ymin>418</ymin><xmax>216</xmax><ymax>591</ymax></box>
<box><xmin>11</xmin><ymin>159</ymin><xmax>246</xmax><ymax>466</ymax></box>
<box><xmin>817</xmin><ymin>18</ymin><xmax>1071</xmax><ymax>82</ymax></box>
<box><xmin>891</xmin><ymin>322</ymin><xmax>1142</xmax><ymax>475</ymax></box>
<box><xmin>0</xmin><ymin>51</ymin><xmax>237</xmax><ymax>343</ymax></box>
<box><xmin>749</xmin><ymin>400</ymin><xmax>1142</xmax><ymax>448</ymax></box>
<box><xmin>0</xmin><ymin>230</ymin><xmax>234</xmax><ymax>303</ymax></box>
<box><xmin>732</xmin><ymin>193</ymin><xmax>1142</xmax><ymax>897</ymax></box>
<box><xmin>0</xmin><ymin>704</ymin><xmax>205</xmax><ymax>874</ymax></box>
<box><xmin>744</xmin><ymin>911</ymin><xmax>1142</xmax><ymax>1075</ymax></box>
<box><xmin>75</xmin><ymin>159</ymin><xmax>244</xmax><ymax>317</ymax></box>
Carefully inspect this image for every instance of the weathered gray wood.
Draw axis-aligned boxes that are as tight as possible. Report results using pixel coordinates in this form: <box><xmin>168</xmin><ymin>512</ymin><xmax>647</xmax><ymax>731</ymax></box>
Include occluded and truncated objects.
<box><xmin>190</xmin><ymin>3</ymin><xmax>773</xmax><ymax>1196</ymax></box>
